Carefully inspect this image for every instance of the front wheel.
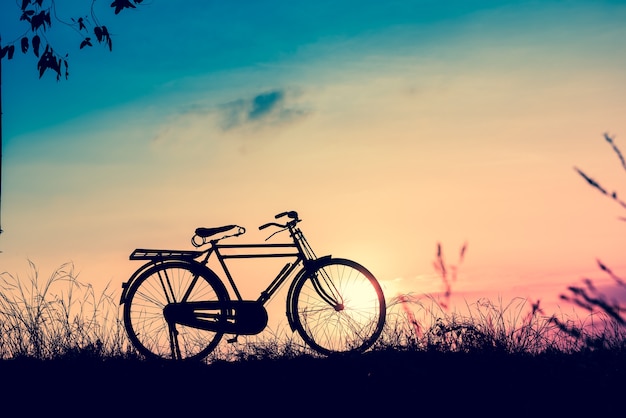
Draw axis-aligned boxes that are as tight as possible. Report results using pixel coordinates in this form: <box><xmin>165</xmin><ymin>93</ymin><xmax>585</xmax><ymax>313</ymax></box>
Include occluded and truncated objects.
<box><xmin>123</xmin><ymin>261</ymin><xmax>229</xmax><ymax>361</ymax></box>
<box><xmin>290</xmin><ymin>258</ymin><xmax>386</xmax><ymax>355</ymax></box>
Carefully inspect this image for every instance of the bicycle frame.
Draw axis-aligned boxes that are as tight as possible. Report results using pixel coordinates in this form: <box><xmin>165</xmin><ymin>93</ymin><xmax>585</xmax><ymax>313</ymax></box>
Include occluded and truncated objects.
<box><xmin>120</xmin><ymin>220</ymin><xmax>337</xmax><ymax>334</ymax></box>
<box><xmin>203</xmin><ymin>225</ymin><xmax>335</xmax><ymax>305</ymax></box>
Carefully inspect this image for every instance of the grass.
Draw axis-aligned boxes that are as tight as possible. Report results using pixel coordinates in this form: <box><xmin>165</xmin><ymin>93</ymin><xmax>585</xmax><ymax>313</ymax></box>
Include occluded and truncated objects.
<box><xmin>0</xmin><ymin>257</ymin><xmax>624</xmax><ymax>415</ymax></box>
<box><xmin>0</xmin><ymin>262</ymin><xmax>623</xmax><ymax>415</ymax></box>
<box><xmin>3</xmin><ymin>258</ymin><xmax>624</xmax><ymax>362</ymax></box>
<box><xmin>0</xmin><ymin>260</ymin><xmax>133</xmax><ymax>360</ymax></box>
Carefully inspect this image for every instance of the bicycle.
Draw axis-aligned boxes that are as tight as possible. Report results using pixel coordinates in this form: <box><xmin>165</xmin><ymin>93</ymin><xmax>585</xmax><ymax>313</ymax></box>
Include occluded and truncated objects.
<box><xmin>119</xmin><ymin>211</ymin><xmax>386</xmax><ymax>361</ymax></box>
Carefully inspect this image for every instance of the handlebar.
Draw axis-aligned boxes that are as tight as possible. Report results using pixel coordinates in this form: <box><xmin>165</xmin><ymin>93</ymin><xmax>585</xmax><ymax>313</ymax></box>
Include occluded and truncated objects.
<box><xmin>259</xmin><ymin>211</ymin><xmax>300</xmax><ymax>231</ymax></box>
<box><xmin>259</xmin><ymin>222</ymin><xmax>284</xmax><ymax>230</ymax></box>
<box><xmin>275</xmin><ymin>211</ymin><xmax>298</xmax><ymax>220</ymax></box>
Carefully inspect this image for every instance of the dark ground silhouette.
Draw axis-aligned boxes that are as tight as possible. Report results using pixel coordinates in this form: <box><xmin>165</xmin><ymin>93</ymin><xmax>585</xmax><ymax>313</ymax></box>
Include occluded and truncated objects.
<box><xmin>1</xmin><ymin>349</ymin><xmax>623</xmax><ymax>417</ymax></box>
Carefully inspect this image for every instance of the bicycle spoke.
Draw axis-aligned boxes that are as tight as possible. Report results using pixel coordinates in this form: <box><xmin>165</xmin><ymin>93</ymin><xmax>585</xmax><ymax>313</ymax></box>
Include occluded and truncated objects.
<box><xmin>156</xmin><ymin>268</ymin><xmax>175</xmax><ymax>304</ymax></box>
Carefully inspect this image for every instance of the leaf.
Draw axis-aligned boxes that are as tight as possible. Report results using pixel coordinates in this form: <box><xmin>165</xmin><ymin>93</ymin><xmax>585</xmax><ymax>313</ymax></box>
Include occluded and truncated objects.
<box><xmin>0</xmin><ymin>47</ymin><xmax>7</xmax><ymax>60</ymax></box>
<box><xmin>78</xmin><ymin>17</ymin><xmax>86</xmax><ymax>31</ymax></box>
<box><xmin>20</xmin><ymin>10</ymin><xmax>34</xmax><ymax>22</ymax></box>
<box><xmin>32</xmin><ymin>35</ymin><xmax>40</xmax><ymax>57</ymax></box>
<box><xmin>21</xmin><ymin>0</ymin><xmax>30</xmax><ymax>11</ymax></box>
<box><xmin>37</xmin><ymin>46</ymin><xmax>54</xmax><ymax>78</ymax></box>
<box><xmin>21</xmin><ymin>37</ymin><xmax>29</xmax><ymax>53</ymax></box>
<box><xmin>80</xmin><ymin>38</ymin><xmax>93</xmax><ymax>49</ymax></box>
<box><xmin>8</xmin><ymin>45</ymin><xmax>15</xmax><ymax>59</ymax></box>
<box><xmin>110</xmin><ymin>0</ymin><xmax>136</xmax><ymax>15</ymax></box>
<box><xmin>38</xmin><ymin>62</ymin><xmax>46</xmax><ymax>78</ymax></box>
<box><xmin>31</xmin><ymin>12</ymin><xmax>45</xmax><ymax>31</ymax></box>
<box><xmin>94</xmin><ymin>26</ymin><xmax>103</xmax><ymax>42</ymax></box>
<box><xmin>35</xmin><ymin>0</ymin><xmax>44</xmax><ymax>6</ymax></box>
<box><xmin>101</xmin><ymin>26</ymin><xmax>113</xmax><ymax>51</ymax></box>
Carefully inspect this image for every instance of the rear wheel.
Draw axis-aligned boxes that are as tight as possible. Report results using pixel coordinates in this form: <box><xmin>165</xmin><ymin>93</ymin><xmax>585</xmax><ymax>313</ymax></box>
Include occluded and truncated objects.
<box><xmin>291</xmin><ymin>258</ymin><xmax>386</xmax><ymax>355</ymax></box>
<box><xmin>123</xmin><ymin>261</ymin><xmax>229</xmax><ymax>361</ymax></box>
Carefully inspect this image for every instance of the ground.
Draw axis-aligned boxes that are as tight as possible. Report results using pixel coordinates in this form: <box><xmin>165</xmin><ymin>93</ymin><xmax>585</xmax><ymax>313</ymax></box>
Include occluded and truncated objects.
<box><xmin>1</xmin><ymin>350</ymin><xmax>623</xmax><ymax>417</ymax></box>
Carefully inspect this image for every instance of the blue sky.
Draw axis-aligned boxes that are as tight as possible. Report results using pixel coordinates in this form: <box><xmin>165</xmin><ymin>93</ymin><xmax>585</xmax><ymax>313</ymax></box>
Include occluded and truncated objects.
<box><xmin>2</xmin><ymin>0</ymin><xmax>626</xmax><ymax>317</ymax></box>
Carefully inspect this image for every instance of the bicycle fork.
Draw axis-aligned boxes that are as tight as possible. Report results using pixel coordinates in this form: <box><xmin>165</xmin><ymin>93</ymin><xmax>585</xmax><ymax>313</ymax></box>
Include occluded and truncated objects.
<box><xmin>311</xmin><ymin>269</ymin><xmax>344</xmax><ymax>311</ymax></box>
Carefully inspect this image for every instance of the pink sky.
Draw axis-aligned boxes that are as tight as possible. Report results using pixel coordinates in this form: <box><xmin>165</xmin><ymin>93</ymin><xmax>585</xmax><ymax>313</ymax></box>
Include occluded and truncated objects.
<box><xmin>1</xmin><ymin>1</ymin><xmax>625</xmax><ymax>327</ymax></box>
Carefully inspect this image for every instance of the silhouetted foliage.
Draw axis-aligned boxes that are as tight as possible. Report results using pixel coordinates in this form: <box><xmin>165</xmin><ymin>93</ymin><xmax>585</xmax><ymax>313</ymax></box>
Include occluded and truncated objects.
<box><xmin>574</xmin><ymin>133</ymin><xmax>626</xmax><ymax>218</ymax></box>
<box><xmin>0</xmin><ymin>0</ymin><xmax>144</xmax><ymax>235</ymax></box>
<box><xmin>1</xmin><ymin>0</ymin><xmax>144</xmax><ymax>80</ymax></box>
<box><xmin>556</xmin><ymin>259</ymin><xmax>626</xmax><ymax>333</ymax></box>
<box><xmin>432</xmin><ymin>241</ymin><xmax>467</xmax><ymax>310</ymax></box>
<box><xmin>556</xmin><ymin>133</ymin><xmax>626</xmax><ymax>335</ymax></box>
<box><xmin>111</xmin><ymin>0</ymin><xmax>144</xmax><ymax>15</ymax></box>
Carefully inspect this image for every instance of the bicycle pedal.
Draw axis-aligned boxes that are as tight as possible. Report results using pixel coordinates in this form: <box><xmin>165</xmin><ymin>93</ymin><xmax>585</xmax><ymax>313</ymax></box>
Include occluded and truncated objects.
<box><xmin>227</xmin><ymin>336</ymin><xmax>239</xmax><ymax>343</ymax></box>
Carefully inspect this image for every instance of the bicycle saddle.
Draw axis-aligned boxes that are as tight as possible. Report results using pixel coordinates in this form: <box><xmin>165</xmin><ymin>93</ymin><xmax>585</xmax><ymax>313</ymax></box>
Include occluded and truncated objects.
<box><xmin>195</xmin><ymin>225</ymin><xmax>243</xmax><ymax>238</ymax></box>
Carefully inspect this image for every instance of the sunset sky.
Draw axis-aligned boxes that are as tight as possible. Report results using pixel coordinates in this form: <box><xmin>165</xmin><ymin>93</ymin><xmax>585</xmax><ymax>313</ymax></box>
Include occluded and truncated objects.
<box><xmin>1</xmin><ymin>0</ymin><xmax>625</xmax><ymax>319</ymax></box>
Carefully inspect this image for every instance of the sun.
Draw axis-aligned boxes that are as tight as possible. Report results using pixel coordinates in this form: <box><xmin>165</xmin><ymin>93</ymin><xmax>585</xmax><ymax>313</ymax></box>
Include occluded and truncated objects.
<box><xmin>342</xmin><ymin>277</ymin><xmax>383</xmax><ymax>313</ymax></box>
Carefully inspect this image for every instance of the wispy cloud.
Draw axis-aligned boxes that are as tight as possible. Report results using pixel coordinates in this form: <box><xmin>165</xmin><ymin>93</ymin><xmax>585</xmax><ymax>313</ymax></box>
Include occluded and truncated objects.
<box><xmin>219</xmin><ymin>89</ymin><xmax>309</xmax><ymax>130</ymax></box>
<box><xmin>151</xmin><ymin>88</ymin><xmax>310</xmax><ymax>147</ymax></box>
<box><xmin>250</xmin><ymin>90</ymin><xmax>284</xmax><ymax>120</ymax></box>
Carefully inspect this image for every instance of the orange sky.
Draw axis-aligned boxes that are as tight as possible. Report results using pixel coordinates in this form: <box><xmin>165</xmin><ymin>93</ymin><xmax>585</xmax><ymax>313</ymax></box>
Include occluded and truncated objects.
<box><xmin>2</xmin><ymin>1</ymin><xmax>626</xmax><ymax>324</ymax></box>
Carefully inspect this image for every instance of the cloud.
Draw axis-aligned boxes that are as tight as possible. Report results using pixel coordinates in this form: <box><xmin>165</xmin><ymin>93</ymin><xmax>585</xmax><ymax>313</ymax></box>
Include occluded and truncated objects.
<box><xmin>218</xmin><ymin>88</ymin><xmax>309</xmax><ymax>130</ymax></box>
<box><xmin>150</xmin><ymin>87</ymin><xmax>310</xmax><ymax>148</ymax></box>
<box><xmin>249</xmin><ymin>90</ymin><xmax>283</xmax><ymax>120</ymax></box>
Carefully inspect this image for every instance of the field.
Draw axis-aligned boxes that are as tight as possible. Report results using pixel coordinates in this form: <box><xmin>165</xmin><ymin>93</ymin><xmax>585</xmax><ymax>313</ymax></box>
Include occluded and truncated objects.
<box><xmin>1</xmin><ymin>262</ymin><xmax>624</xmax><ymax>416</ymax></box>
<box><xmin>1</xmin><ymin>348</ymin><xmax>624</xmax><ymax>415</ymax></box>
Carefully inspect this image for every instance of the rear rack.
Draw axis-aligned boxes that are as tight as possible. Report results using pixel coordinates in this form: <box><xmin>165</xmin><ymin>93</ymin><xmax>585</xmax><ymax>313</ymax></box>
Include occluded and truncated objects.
<box><xmin>130</xmin><ymin>249</ymin><xmax>204</xmax><ymax>260</ymax></box>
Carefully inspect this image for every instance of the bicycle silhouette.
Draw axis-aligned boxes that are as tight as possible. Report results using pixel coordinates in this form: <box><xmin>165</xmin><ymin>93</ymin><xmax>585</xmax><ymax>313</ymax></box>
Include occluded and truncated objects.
<box><xmin>120</xmin><ymin>211</ymin><xmax>386</xmax><ymax>361</ymax></box>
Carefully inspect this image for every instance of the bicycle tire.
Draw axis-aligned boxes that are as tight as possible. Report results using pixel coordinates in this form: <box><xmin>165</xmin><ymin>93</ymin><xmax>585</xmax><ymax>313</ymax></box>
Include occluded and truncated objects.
<box><xmin>123</xmin><ymin>260</ymin><xmax>229</xmax><ymax>361</ymax></box>
<box><xmin>290</xmin><ymin>258</ymin><xmax>386</xmax><ymax>355</ymax></box>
